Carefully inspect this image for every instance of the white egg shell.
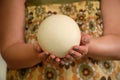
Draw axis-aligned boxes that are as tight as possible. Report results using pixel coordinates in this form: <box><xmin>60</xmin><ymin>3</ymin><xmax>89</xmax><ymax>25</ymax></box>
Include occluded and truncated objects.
<box><xmin>37</xmin><ymin>15</ymin><xmax>81</xmax><ymax>57</ymax></box>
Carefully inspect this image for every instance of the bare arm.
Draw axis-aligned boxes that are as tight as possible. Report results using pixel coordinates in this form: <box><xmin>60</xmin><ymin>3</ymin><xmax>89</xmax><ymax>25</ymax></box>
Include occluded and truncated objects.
<box><xmin>0</xmin><ymin>0</ymin><xmax>48</xmax><ymax>69</ymax></box>
<box><xmin>88</xmin><ymin>0</ymin><xmax>120</xmax><ymax>60</ymax></box>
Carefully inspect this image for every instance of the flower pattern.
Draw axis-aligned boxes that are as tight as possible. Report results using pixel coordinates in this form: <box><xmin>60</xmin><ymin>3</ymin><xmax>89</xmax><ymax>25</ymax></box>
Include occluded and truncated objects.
<box><xmin>7</xmin><ymin>0</ymin><xmax>120</xmax><ymax>80</ymax></box>
<box><xmin>99</xmin><ymin>61</ymin><xmax>114</xmax><ymax>74</ymax></box>
<box><xmin>76</xmin><ymin>63</ymin><xmax>94</xmax><ymax>80</ymax></box>
<box><xmin>60</xmin><ymin>4</ymin><xmax>76</xmax><ymax>16</ymax></box>
<box><xmin>43</xmin><ymin>65</ymin><xmax>58</xmax><ymax>80</ymax></box>
<box><xmin>35</xmin><ymin>6</ymin><xmax>45</xmax><ymax>17</ymax></box>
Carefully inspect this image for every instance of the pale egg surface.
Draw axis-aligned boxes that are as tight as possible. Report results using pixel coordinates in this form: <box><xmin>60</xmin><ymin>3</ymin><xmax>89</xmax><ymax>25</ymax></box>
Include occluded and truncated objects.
<box><xmin>37</xmin><ymin>15</ymin><xmax>81</xmax><ymax>57</ymax></box>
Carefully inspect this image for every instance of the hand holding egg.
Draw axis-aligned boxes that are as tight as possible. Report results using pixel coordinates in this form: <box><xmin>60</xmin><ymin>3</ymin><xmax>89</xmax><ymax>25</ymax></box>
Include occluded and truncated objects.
<box><xmin>37</xmin><ymin>15</ymin><xmax>81</xmax><ymax>58</ymax></box>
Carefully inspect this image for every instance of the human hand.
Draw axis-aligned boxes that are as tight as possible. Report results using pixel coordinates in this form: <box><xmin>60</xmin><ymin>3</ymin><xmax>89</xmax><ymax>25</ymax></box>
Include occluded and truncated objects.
<box><xmin>33</xmin><ymin>41</ymin><xmax>65</xmax><ymax>68</ymax></box>
<box><xmin>46</xmin><ymin>51</ymin><xmax>80</xmax><ymax>69</ymax></box>
<box><xmin>32</xmin><ymin>42</ymin><xmax>50</xmax><ymax>63</ymax></box>
<box><xmin>44</xmin><ymin>54</ymin><xmax>65</xmax><ymax>68</ymax></box>
<box><xmin>43</xmin><ymin>33</ymin><xmax>90</xmax><ymax>69</ymax></box>
<box><xmin>65</xmin><ymin>33</ymin><xmax>90</xmax><ymax>67</ymax></box>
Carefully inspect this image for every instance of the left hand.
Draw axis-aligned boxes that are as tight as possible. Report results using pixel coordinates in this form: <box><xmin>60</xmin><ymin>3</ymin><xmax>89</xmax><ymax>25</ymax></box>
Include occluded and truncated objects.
<box><xmin>65</xmin><ymin>33</ymin><xmax>90</xmax><ymax>66</ymax></box>
<box><xmin>43</xmin><ymin>47</ymin><xmax>88</xmax><ymax>69</ymax></box>
<box><xmin>43</xmin><ymin>33</ymin><xmax>90</xmax><ymax>69</ymax></box>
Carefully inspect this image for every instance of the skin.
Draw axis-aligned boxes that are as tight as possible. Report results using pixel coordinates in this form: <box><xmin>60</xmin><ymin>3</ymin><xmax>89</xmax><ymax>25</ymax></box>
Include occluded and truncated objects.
<box><xmin>68</xmin><ymin>0</ymin><xmax>120</xmax><ymax>60</ymax></box>
<box><xmin>0</xmin><ymin>0</ymin><xmax>120</xmax><ymax>69</ymax></box>
<box><xmin>88</xmin><ymin>0</ymin><xmax>120</xmax><ymax>60</ymax></box>
<box><xmin>0</xmin><ymin>0</ymin><xmax>50</xmax><ymax>69</ymax></box>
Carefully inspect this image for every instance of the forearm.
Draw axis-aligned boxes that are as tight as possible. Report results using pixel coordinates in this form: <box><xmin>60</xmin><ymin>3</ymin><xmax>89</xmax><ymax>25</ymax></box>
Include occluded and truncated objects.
<box><xmin>88</xmin><ymin>35</ymin><xmax>120</xmax><ymax>60</ymax></box>
<box><xmin>1</xmin><ymin>43</ymin><xmax>42</xmax><ymax>69</ymax></box>
<box><xmin>0</xmin><ymin>0</ymin><xmax>25</xmax><ymax>50</ymax></box>
<box><xmin>0</xmin><ymin>0</ymin><xmax>51</xmax><ymax>69</ymax></box>
<box><xmin>88</xmin><ymin>0</ymin><xmax>120</xmax><ymax>60</ymax></box>
<box><xmin>0</xmin><ymin>0</ymin><xmax>30</xmax><ymax>68</ymax></box>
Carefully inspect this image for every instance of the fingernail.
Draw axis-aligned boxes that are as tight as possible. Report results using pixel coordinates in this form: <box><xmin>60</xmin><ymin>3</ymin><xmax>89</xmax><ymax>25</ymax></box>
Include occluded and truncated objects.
<box><xmin>70</xmin><ymin>51</ymin><xmax>74</xmax><ymax>56</ymax></box>
<box><xmin>74</xmin><ymin>47</ymin><xmax>79</xmax><ymax>51</ymax></box>
<box><xmin>50</xmin><ymin>55</ymin><xmax>56</xmax><ymax>60</ymax></box>
<box><xmin>66</xmin><ymin>55</ymin><xmax>70</xmax><ymax>59</ymax></box>
<box><xmin>56</xmin><ymin>58</ymin><xmax>60</xmax><ymax>62</ymax></box>
<box><xmin>83</xmin><ymin>38</ymin><xmax>88</xmax><ymax>43</ymax></box>
<box><xmin>44</xmin><ymin>52</ymin><xmax>49</xmax><ymax>56</ymax></box>
<box><xmin>51</xmin><ymin>55</ymin><xmax>55</xmax><ymax>58</ymax></box>
<box><xmin>66</xmin><ymin>55</ymin><xmax>73</xmax><ymax>61</ymax></box>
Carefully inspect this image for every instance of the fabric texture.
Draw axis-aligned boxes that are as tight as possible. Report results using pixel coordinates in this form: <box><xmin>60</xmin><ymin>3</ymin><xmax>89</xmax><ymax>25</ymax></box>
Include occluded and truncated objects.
<box><xmin>7</xmin><ymin>0</ymin><xmax>120</xmax><ymax>80</ymax></box>
<box><xmin>26</xmin><ymin>0</ymin><xmax>99</xmax><ymax>5</ymax></box>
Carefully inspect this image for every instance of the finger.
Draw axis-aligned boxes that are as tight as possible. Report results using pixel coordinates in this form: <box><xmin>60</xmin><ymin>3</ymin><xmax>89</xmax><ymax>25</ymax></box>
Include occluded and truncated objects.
<box><xmin>73</xmin><ymin>46</ymin><xmax>88</xmax><ymax>55</ymax></box>
<box><xmin>59</xmin><ymin>60</ymin><xmax>65</xmax><ymax>68</ymax></box>
<box><xmin>55</xmin><ymin>57</ymin><xmax>61</xmax><ymax>63</ymax></box>
<box><xmin>69</xmin><ymin>50</ymin><xmax>83</xmax><ymax>60</ymax></box>
<box><xmin>81</xmin><ymin>33</ymin><xmax>90</xmax><ymax>45</ymax></box>
<box><xmin>51</xmin><ymin>57</ymin><xmax>61</xmax><ymax>65</ymax></box>
<box><xmin>50</xmin><ymin>54</ymin><xmax>56</xmax><ymax>59</ymax></box>
<box><xmin>65</xmin><ymin>54</ymin><xmax>75</xmax><ymax>62</ymax></box>
<box><xmin>45</xmin><ymin>56</ymin><xmax>51</xmax><ymax>64</ymax></box>
<box><xmin>59</xmin><ymin>58</ymin><xmax>70</xmax><ymax>69</ymax></box>
<box><xmin>45</xmin><ymin>56</ymin><xmax>51</xmax><ymax>63</ymax></box>
<box><xmin>49</xmin><ymin>55</ymin><xmax>62</xmax><ymax>67</ymax></box>
<box><xmin>53</xmin><ymin>57</ymin><xmax>62</xmax><ymax>67</ymax></box>
<box><xmin>45</xmin><ymin>54</ymin><xmax>55</xmax><ymax>63</ymax></box>
<box><xmin>38</xmin><ymin>51</ymin><xmax>50</xmax><ymax>61</ymax></box>
<box><xmin>32</xmin><ymin>42</ymin><xmax>42</xmax><ymax>52</ymax></box>
<box><xmin>63</xmin><ymin>57</ymin><xmax>76</xmax><ymax>68</ymax></box>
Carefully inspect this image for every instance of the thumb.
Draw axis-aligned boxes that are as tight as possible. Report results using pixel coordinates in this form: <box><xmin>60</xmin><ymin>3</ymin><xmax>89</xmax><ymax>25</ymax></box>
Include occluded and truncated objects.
<box><xmin>32</xmin><ymin>42</ymin><xmax>42</xmax><ymax>52</ymax></box>
<box><xmin>80</xmin><ymin>33</ymin><xmax>90</xmax><ymax>45</ymax></box>
<box><xmin>38</xmin><ymin>51</ymin><xmax>50</xmax><ymax>61</ymax></box>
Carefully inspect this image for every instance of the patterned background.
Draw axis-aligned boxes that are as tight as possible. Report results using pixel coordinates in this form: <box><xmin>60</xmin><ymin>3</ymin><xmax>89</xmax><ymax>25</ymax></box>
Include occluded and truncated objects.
<box><xmin>7</xmin><ymin>0</ymin><xmax>120</xmax><ymax>80</ymax></box>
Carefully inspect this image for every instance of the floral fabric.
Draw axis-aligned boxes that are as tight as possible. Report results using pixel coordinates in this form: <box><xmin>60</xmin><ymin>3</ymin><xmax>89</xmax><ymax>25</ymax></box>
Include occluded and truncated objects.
<box><xmin>7</xmin><ymin>0</ymin><xmax>120</xmax><ymax>80</ymax></box>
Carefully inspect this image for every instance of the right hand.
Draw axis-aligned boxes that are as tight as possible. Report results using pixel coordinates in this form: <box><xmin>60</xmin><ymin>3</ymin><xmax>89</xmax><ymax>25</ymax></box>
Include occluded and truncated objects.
<box><xmin>32</xmin><ymin>42</ymin><xmax>50</xmax><ymax>63</ymax></box>
<box><xmin>33</xmin><ymin>42</ymin><xmax>70</xmax><ymax>68</ymax></box>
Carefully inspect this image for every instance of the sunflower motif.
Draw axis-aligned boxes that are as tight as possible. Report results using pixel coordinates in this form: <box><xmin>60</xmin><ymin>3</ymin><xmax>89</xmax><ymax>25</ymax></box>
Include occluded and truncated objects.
<box><xmin>60</xmin><ymin>4</ymin><xmax>76</xmax><ymax>15</ymax></box>
<box><xmin>86</xmin><ymin>18</ymin><xmax>97</xmax><ymax>31</ymax></box>
<box><xmin>85</xmin><ymin>1</ymin><xmax>94</xmax><ymax>14</ymax></box>
<box><xmin>82</xmin><ymin>17</ymin><xmax>101</xmax><ymax>37</ymax></box>
<box><xmin>75</xmin><ymin>9</ymin><xmax>86</xmax><ymax>30</ymax></box>
<box><xmin>42</xmin><ymin>64</ymin><xmax>60</xmax><ymax>80</ymax></box>
<box><xmin>76</xmin><ymin>63</ymin><xmax>94</xmax><ymax>80</ymax></box>
<box><xmin>35</xmin><ymin>6</ymin><xmax>45</xmax><ymax>17</ymax></box>
<box><xmin>44</xmin><ymin>68</ymin><xmax>57</xmax><ymax>80</ymax></box>
<box><xmin>99</xmin><ymin>61</ymin><xmax>114</xmax><ymax>75</ymax></box>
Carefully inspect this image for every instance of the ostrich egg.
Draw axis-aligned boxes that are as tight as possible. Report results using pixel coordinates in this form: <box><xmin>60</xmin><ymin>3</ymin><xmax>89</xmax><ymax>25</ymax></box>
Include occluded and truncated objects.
<box><xmin>37</xmin><ymin>15</ymin><xmax>81</xmax><ymax>57</ymax></box>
